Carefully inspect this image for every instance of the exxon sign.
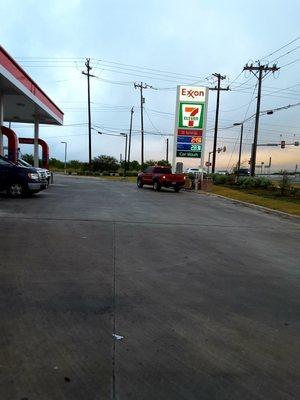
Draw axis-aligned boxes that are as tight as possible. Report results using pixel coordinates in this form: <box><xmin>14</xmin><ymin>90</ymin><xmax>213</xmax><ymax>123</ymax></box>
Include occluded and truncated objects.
<box><xmin>179</xmin><ymin>86</ymin><xmax>206</xmax><ymax>102</ymax></box>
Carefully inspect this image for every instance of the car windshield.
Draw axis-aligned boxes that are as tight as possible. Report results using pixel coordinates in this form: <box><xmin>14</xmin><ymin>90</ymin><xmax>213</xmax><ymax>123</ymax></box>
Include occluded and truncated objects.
<box><xmin>19</xmin><ymin>159</ymin><xmax>32</xmax><ymax>167</ymax></box>
<box><xmin>0</xmin><ymin>156</ymin><xmax>13</xmax><ymax>166</ymax></box>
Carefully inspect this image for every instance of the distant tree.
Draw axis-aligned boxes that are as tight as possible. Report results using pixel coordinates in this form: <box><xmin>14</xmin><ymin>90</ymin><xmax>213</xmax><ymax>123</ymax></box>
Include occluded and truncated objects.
<box><xmin>129</xmin><ymin>160</ymin><xmax>141</xmax><ymax>171</ymax></box>
<box><xmin>91</xmin><ymin>155</ymin><xmax>119</xmax><ymax>172</ymax></box>
<box><xmin>143</xmin><ymin>160</ymin><xmax>157</xmax><ymax>168</ymax></box>
<box><xmin>119</xmin><ymin>160</ymin><xmax>141</xmax><ymax>171</ymax></box>
<box><xmin>156</xmin><ymin>160</ymin><xmax>171</xmax><ymax>167</ymax></box>
<box><xmin>22</xmin><ymin>154</ymin><xmax>34</xmax><ymax>165</ymax></box>
<box><xmin>67</xmin><ymin>160</ymin><xmax>83</xmax><ymax>170</ymax></box>
<box><xmin>49</xmin><ymin>158</ymin><xmax>64</xmax><ymax>169</ymax></box>
<box><xmin>143</xmin><ymin>159</ymin><xmax>171</xmax><ymax>168</ymax></box>
<box><xmin>20</xmin><ymin>153</ymin><xmax>43</xmax><ymax>167</ymax></box>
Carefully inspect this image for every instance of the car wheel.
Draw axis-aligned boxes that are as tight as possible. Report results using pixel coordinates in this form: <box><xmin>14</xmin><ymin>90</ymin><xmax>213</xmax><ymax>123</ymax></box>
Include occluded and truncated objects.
<box><xmin>153</xmin><ymin>180</ymin><xmax>161</xmax><ymax>191</ymax></box>
<box><xmin>137</xmin><ymin>178</ymin><xmax>143</xmax><ymax>188</ymax></box>
<box><xmin>7</xmin><ymin>183</ymin><xmax>25</xmax><ymax>198</ymax></box>
<box><xmin>174</xmin><ymin>187</ymin><xmax>181</xmax><ymax>193</ymax></box>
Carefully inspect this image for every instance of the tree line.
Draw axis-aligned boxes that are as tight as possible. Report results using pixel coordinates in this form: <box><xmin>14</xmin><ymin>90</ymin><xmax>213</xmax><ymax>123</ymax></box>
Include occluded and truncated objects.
<box><xmin>22</xmin><ymin>154</ymin><xmax>171</xmax><ymax>172</ymax></box>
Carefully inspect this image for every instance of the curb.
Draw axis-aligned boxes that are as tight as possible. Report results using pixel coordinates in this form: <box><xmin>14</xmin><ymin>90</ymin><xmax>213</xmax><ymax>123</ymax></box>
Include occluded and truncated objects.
<box><xmin>198</xmin><ymin>191</ymin><xmax>300</xmax><ymax>220</ymax></box>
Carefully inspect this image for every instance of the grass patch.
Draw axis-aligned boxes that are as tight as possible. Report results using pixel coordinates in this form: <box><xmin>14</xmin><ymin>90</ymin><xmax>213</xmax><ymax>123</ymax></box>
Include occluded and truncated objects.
<box><xmin>211</xmin><ymin>185</ymin><xmax>300</xmax><ymax>216</ymax></box>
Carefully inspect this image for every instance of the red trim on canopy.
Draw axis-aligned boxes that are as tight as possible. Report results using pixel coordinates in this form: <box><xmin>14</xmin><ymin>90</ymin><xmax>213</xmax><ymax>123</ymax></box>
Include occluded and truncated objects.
<box><xmin>0</xmin><ymin>46</ymin><xmax>64</xmax><ymax>122</ymax></box>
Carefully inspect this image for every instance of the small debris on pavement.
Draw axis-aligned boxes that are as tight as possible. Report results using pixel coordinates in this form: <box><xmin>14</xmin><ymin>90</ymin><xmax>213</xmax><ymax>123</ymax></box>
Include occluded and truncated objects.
<box><xmin>112</xmin><ymin>333</ymin><xmax>124</xmax><ymax>340</ymax></box>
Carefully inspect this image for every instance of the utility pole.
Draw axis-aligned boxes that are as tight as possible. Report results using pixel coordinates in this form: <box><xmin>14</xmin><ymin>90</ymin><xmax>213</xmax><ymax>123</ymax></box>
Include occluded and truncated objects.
<box><xmin>233</xmin><ymin>122</ymin><xmax>244</xmax><ymax>175</ymax></box>
<box><xmin>127</xmin><ymin>107</ymin><xmax>134</xmax><ymax>169</ymax></box>
<box><xmin>243</xmin><ymin>62</ymin><xmax>279</xmax><ymax>176</ymax></box>
<box><xmin>210</xmin><ymin>73</ymin><xmax>229</xmax><ymax>173</ymax></box>
<box><xmin>82</xmin><ymin>58</ymin><xmax>95</xmax><ymax>172</ymax></box>
<box><xmin>134</xmin><ymin>82</ymin><xmax>152</xmax><ymax>167</ymax></box>
<box><xmin>166</xmin><ymin>138</ymin><xmax>169</xmax><ymax>163</ymax></box>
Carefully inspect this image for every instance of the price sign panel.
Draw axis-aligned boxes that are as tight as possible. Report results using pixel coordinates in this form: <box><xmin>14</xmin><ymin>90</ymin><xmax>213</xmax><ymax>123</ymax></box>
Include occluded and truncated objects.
<box><xmin>172</xmin><ymin>86</ymin><xmax>208</xmax><ymax>163</ymax></box>
<box><xmin>177</xmin><ymin>143</ymin><xmax>202</xmax><ymax>151</ymax></box>
<box><xmin>177</xmin><ymin>136</ymin><xmax>202</xmax><ymax>144</ymax></box>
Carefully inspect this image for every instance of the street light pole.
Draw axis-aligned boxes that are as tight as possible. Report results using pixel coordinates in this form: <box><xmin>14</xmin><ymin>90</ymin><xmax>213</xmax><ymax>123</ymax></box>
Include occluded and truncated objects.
<box><xmin>166</xmin><ymin>138</ymin><xmax>169</xmax><ymax>163</ymax></box>
<box><xmin>120</xmin><ymin>133</ymin><xmax>128</xmax><ymax>176</ymax></box>
<box><xmin>61</xmin><ymin>141</ymin><xmax>67</xmax><ymax>174</ymax></box>
<box><xmin>128</xmin><ymin>107</ymin><xmax>134</xmax><ymax>169</ymax></box>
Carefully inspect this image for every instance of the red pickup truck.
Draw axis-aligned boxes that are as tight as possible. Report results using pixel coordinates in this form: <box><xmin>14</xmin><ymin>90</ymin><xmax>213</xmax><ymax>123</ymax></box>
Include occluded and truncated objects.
<box><xmin>137</xmin><ymin>166</ymin><xmax>186</xmax><ymax>192</ymax></box>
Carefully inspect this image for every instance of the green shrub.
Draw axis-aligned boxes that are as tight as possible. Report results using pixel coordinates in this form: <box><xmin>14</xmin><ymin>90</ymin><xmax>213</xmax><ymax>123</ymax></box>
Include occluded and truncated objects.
<box><xmin>237</xmin><ymin>176</ymin><xmax>272</xmax><ymax>189</ymax></box>
<box><xmin>126</xmin><ymin>171</ymin><xmax>139</xmax><ymax>177</ymax></box>
<box><xmin>256</xmin><ymin>177</ymin><xmax>272</xmax><ymax>188</ymax></box>
<box><xmin>213</xmin><ymin>174</ymin><xmax>229</xmax><ymax>185</ymax></box>
<box><xmin>237</xmin><ymin>177</ymin><xmax>257</xmax><ymax>188</ymax></box>
<box><xmin>101</xmin><ymin>171</ymin><xmax>110</xmax><ymax>176</ymax></box>
<box><xmin>279</xmin><ymin>173</ymin><xmax>291</xmax><ymax>195</ymax></box>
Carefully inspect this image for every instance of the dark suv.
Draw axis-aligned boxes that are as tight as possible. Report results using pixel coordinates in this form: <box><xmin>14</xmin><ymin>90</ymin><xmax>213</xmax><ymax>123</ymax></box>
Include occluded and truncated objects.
<box><xmin>235</xmin><ymin>168</ymin><xmax>250</xmax><ymax>176</ymax></box>
<box><xmin>0</xmin><ymin>155</ymin><xmax>47</xmax><ymax>197</ymax></box>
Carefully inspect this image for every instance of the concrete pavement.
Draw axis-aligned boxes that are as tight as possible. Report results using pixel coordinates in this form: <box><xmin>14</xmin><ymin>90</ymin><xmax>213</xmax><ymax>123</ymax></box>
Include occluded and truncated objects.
<box><xmin>0</xmin><ymin>175</ymin><xmax>299</xmax><ymax>399</ymax></box>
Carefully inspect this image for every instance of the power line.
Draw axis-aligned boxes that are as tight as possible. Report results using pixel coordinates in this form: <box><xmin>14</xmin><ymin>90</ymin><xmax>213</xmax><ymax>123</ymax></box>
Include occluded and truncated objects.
<box><xmin>91</xmin><ymin>58</ymin><xmax>206</xmax><ymax>81</ymax></box>
<box><xmin>281</xmin><ymin>58</ymin><xmax>300</xmax><ymax>69</ymax></box>
<box><xmin>259</xmin><ymin>35</ymin><xmax>300</xmax><ymax>61</ymax></box>
<box><xmin>144</xmin><ymin>107</ymin><xmax>161</xmax><ymax>133</ymax></box>
<box><xmin>227</xmin><ymin>71</ymin><xmax>243</xmax><ymax>87</ymax></box>
<box><xmin>269</xmin><ymin>45</ymin><xmax>300</xmax><ymax>63</ymax></box>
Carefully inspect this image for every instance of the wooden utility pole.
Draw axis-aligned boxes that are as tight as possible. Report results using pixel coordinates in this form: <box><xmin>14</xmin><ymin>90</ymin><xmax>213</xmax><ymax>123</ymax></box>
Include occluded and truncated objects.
<box><xmin>209</xmin><ymin>74</ymin><xmax>229</xmax><ymax>173</ymax></box>
<box><xmin>134</xmin><ymin>82</ymin><xmax>152</xmax><ymax>166</ymax></box>
<box><xmin>243</xmin><ymin>62</ymin><xmax>279</xmax><ymax>176</ymax></box>
<box><xmin>82</xmin><ymin>58</ymin><xmax>95</xmax><ymax>171</ymax></box>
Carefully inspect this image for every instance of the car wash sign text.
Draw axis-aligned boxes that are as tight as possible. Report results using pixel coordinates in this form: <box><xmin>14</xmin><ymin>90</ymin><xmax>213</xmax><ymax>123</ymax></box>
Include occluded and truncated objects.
<box><xmin>174</xmin><ymin>86</ymin><xmax>208</xmax><ymax>158</ymax></box>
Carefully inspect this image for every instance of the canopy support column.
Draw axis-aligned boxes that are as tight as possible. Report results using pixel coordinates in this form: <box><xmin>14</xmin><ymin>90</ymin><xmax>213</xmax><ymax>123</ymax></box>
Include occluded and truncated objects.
<box><xmin>0</xmin><ymin>94</ymin><xmax>4</xmax><ymax>155</ymax></box>
<box><xmin>34</xmin><ymin>115</ymin><xmax>39</xmax><ymax>167</ymax></box>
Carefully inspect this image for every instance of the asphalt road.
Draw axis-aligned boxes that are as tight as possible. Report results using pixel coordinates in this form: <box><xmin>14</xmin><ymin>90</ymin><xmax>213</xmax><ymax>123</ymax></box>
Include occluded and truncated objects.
<box><xmin>0</xmin><ymin>175</ymin><xmax>299</xmax><ymax>400</ymax></box>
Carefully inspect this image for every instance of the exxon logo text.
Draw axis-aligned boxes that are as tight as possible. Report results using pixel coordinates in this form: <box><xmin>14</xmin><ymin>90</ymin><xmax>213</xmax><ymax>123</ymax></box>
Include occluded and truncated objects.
<box><xmin>181</xmin><ymin>88</ymin><xmax>205</xmax><ymax>98</ymax></box>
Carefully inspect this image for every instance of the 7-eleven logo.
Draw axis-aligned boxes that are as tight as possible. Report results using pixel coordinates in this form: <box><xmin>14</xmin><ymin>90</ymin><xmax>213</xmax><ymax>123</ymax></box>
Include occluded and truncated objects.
<box><xmin>179</xmin><ymin>102</ymin><xmax>204</xmax><ymax>128</ymax></box>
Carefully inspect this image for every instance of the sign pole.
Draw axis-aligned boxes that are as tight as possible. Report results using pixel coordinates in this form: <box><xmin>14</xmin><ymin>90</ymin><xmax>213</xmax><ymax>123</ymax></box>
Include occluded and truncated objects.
<box><xmin>172</xmin><ymin>86</ymin><xmax>180</xmax><ymax>173</ymax></box>
<box><xmin>199</xmin><ymin>89</ymin><xmax>209</xmax><ymax>189</ymax></box>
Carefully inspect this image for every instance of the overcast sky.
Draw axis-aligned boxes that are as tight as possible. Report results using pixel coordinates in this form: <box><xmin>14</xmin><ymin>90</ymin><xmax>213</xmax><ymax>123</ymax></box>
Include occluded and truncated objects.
<box><xmin>1</xmin><ymin>0</ymin><xmax>300</xmax><ymax>171</ymax></box>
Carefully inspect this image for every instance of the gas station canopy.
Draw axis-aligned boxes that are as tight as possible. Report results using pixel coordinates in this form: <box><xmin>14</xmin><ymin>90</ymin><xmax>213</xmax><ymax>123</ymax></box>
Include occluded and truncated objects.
<box><xmin>0</xmin><ymin>45</ymin><xmax>63</xmax><ymax>125</ymax></box>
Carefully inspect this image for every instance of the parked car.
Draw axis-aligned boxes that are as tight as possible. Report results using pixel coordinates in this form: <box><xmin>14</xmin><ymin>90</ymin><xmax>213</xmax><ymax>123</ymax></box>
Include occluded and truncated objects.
<box><xmin>0</xmin><ymin>155</ymin><xmax>47</xmax><ymax>197</ymax></box>
<box><xmin>185</xmin><ymin>167</ymin><xmax>207</xmax><ymax>174</ymax></box>
<box><xmin>137</xmin><ymin>166</ymin><xmax>186</xmax><ymax>192</ymax></box>
<box><xmin>18</xmin><ymin>158</ymin><xmax>51</xmax><ymax>184</ymax></box>
<box><xmin>235</xmin><ymin>168</ymin><xmax>250</xmax><ymax>176</ymax></box>
<box><xmin>186</xmin><ymin>168</ymin><xmax>200</xmax><ymax>176</ymax></box>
